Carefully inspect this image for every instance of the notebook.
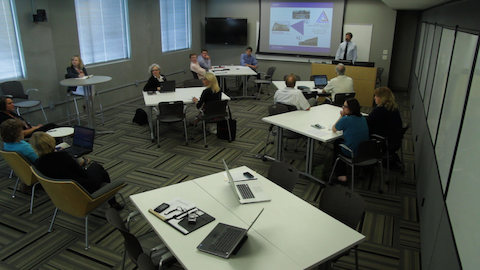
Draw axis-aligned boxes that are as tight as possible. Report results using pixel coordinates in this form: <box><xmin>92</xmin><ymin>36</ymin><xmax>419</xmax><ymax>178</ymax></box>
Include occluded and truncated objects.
<box><xmin>197</xmin><ymin>208</ymin><xmax>264</xmax><ymax>258</ymax></box>
<box><xmin>64</xmin><ymin>126</ymin><xmax>95</xmax><ymax>158</ymax></box>
<box><xmin>159</xmin><ymin>80</ymin><xmax>176</xmax><ymax>93</ymax></box>
<box><xmin>312</xmin><ymin>75</ymin><xmax>328</xmax><ymax>89</ymax></box>
<box><xmin>223</xmin><ymin>159</ymin><xmax>270</xmax><ymax>204</ymax></box>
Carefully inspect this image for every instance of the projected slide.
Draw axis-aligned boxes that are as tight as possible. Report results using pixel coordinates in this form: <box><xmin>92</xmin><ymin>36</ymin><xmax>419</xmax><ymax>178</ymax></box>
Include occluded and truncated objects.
<box><xmin>269</xmin><ymin>2</ymin><xmax>333</xmax><ymax>53</ymax></box>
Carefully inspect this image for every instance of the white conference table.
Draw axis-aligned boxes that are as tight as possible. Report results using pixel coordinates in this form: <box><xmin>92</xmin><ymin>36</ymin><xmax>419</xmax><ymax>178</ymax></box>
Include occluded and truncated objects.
<box><xmin>142</xmin><ymin>87</ymin><xmax>230</xmax><ymax>141</ymax></box>
<box><xmin>130</xmin><ymin>166</ymin><xmax>365</xmax><ymax>270</ymax></box>
<box><xmin>210</xmin><ymin>65</ymin><xmax>257</xmax><ymax>99</ymax></box>
<box><xmin>262</xmin><ymin>104</ymin><xmax>343</xmax><ymax>184</ymax></box>
<box><xmin>60</xmin><ymin>76</ymin><xmax>111</xmax><ymax>129</ymax></box>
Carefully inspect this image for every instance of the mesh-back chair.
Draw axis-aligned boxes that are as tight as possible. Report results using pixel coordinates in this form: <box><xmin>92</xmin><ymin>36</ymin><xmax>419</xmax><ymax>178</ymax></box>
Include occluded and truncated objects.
<box><xmin>254</xmin><ymin>66</ymin><xmax>276</xmax><ymax>98</ymax></box>
<box><xmin>0</xmin><ymin>81</ymin><xmax>48</xmax><ymax>122</ymax></box>
<box><xmin>331</xmin><ymin>92</ymin><xmax>356</xmax><ymax>107</ymax></box>
<box><xmin>156</xmin><ymin>101</ymin><xmax>188</xmax><ymax>147</ymax></box>
<box><xmin>32</xmin><ymin>168</ymin><xmax>126</xmax><ymax>250</ymax></box>
<box><xmin>105</xmin><ymin>208</ymin><xmax>173</xmax><ymax>270</ymax></box>
<box><xmin>328</xmin><ymin>139</ymin><xmax>384</xmax><ymax>192</ymax></box>
<box><xmin>319</xmin><ymin>185</ymin><xmax>365</xmax><ymax>270</ymax></box>
<box><xmin>198</xmin><ymin>100</ymin><xmax>231</xmax><ymax>148</ymax></box>
<box><xmin>267</xmin><ymin>161</ymin><xmax>298</xmax><ymax>192</ymax></box>
<box><xmin>137</xmin><ymin>253</ymin><xmax>157</xmax><ymax>270</ymax></box>
<box><xmin>0</xmin><ymin>150</ymin><xmax>40</xmax><ymax>214</ymax></box>
<box><xmin>376</xmin><ymin>67</ymin><xmax>384</xmax><ymax>87</ymax></box>
<box><xmin>183</xmin><ymin>79</ymin><xmax>203</xmax><ymax>87</ymax></box>
<box><xmin>191</xmin><ymin>71</ymin><xmax>199</xmax><ymax>80</ymax></box>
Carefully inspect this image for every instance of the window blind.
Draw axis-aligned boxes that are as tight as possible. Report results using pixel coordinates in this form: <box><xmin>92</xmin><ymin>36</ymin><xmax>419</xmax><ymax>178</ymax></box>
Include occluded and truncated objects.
<box><xmin>0</xmin><ymin>0</ymin><xmax>25</xmax><ymax>80</ymax></box>
<box><xmin>75</xmin><ymin>0</ymin><xmax>130</xmax><ymax>65</ymax></box>
<box><xmin>160</xmin><ymin>0</ymin><xmax>191</xmax><ymax>52</ymax></box>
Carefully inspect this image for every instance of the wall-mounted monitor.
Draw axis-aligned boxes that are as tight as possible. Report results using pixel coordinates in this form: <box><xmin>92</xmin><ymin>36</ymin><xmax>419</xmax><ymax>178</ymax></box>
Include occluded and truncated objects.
<box><xmin>205</xmin><ymin>17</ymin><xmax>247</xmax><ymax>45</ymax></box>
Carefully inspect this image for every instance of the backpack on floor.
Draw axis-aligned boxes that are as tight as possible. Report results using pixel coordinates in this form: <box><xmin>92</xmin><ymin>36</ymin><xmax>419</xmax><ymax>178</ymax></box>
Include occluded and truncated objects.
<box><xmin>132</xmin><ymin>108</ymin><xmax>148</xmax><ymax>125</ymax></box>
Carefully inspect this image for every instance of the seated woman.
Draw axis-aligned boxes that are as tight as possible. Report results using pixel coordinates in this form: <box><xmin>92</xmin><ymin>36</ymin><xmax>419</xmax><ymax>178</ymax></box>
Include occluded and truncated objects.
<box><xmin>0</xmin><ymin>97</ymin><xmax>56</xmax><ymax>138</ymax></box>
<box><xmin>367</xmin><ymin>87</ymin><xmax>403</xmax><ymax>153</ymax></box>
<box><xmin>143</xmin><ymin>63</ymin><xmax>167</xmax><ymax>92</ymax></box>
<box><xmin>65</xmin><ymin>55</ymin><xmax>88</xmax><ymax>94</ymax></box>
<box><xmin>1</xmin><ymin>119</ymin><xmax>38</xmax><ymax>163</ymax></box>
<box><xmin>332</xmin><ymin>98</ymin><xmax>369</xmax><ymax>182</ymax></box>
<box><xmin>191</xmin><ymin>72</ymin><xmax>222</xmax><ymax>133</ymax></box>
<box><xmin>30</xmin><ymin>132</ymin><xmax>122</xmax><ymax>209</ymax></box>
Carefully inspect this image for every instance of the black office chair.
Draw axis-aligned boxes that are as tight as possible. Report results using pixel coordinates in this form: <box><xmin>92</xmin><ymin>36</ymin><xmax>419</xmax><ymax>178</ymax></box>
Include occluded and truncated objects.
<box><xmin>254</xmin><ymin>66</ymin><xmax>276</xmax><ymax>98</ymax></box>
<box><xmin>267</xmin><ymin>161</ymin><xmax>299</xmax><ymax>192</ymax></box>
<box><xmin>191</xmin><ymin>71</ymin><xmax>199</xmax><ymax>80</ymax></box>
<box><xmin>198</xmin><ymin>100</ymin><xmax>231</xmax><ymax>148</ymax></box>
<box><xmin>319</xmin><ymin>185</ymin><xmax>365</xmax><ymax>270</ymax></box>
<box><xmin>0</xmin><ymin>81</ymin><xmax>48</xmax><ymax>122</ymax></box>
<box><xmin>156</xmin><ymin>101</ymin><xmax>188</xmax><ymax>147</ymax></box>
<box><xmin>330</xmin><ymin>92</ymin><xmax>356</xmax><ymax>107</ymax></box>
<box><xmin>328</xmin><ymin>139</ymin><xmax>384</xmax><ymax>192</ymax></box>
<box><xmin>105</xmin><ymin>208</ymin><xmax>174</xmax><ymax>270</ymax></box>
<box><xmin>183</xmin><ymin>79</ymin><xmax>203</xmax><ymax>87</ymax></box>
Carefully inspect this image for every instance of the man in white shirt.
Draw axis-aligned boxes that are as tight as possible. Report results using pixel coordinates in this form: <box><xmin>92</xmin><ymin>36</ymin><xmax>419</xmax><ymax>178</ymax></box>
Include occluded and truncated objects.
<box><xmin>197</xmin><ymin>49</ymin><xmax>212</xmax><ymax>70</ymax></box>
<box><xmin>189</xmin><ymin>53</ymin><xmax>206</xmax><ymax>79</ymax></box>
<box><xmin>323</xmin><ymin>64</ymin><xmax>355</xmax><ymax>102</ymax></box>
<box><xmin>335</xmin><ymin>32</ymin><xmax>357</xmax><ymax>62</ymax></box>
<box><xmin>274</xmin><ymin>74</ymin><xmax>310</xmax><ymax>111</ymax></box>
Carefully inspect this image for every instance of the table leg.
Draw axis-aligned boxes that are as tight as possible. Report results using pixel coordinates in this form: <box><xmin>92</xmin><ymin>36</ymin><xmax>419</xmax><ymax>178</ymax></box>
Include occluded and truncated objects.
<box><xmin>83</xmin><ymin>85</ymin><xmax>95</xmax><ymax>129</ymax></box>
<box><xmin>149</xmin><ymin>106</ymin><xmax>155</xmax><ymax>142</ymax></box>
<box><xmin>276</xmin><ymin>127</ymin><xmax>283</xmax><ymax>160</ymax></box>
<box><xmin>243</xmin><ymin>75</ymin><xmax>248</xmax><ymax>96</ymax></box>
<box><xmin>298</xmin><ymin>138</ymin><xmax>325</xmax><ymax>185</ymax></box>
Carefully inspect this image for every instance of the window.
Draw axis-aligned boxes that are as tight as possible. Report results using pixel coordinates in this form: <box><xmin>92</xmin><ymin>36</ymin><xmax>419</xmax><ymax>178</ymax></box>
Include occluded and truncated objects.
<box><xmin>0</xmin><ymin>0</ymin><xmax>25</xmax><ymax>80</ymax></box>
<box><xmin>74</xmin><ymin>0</ymin><xmax>130</xmax><ymax>65</ymax></box>
<box><xmin>160</xmin><ymin>0</ymin><xmax>191</xmax><ymax>52</ymax></box>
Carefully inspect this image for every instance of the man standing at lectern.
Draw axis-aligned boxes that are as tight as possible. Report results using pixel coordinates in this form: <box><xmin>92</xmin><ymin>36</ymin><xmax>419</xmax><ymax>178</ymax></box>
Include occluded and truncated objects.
<box><xmin>335</xmin><ymin>32</ymin><xmax>357</xmax><ymax>63</ymax></box>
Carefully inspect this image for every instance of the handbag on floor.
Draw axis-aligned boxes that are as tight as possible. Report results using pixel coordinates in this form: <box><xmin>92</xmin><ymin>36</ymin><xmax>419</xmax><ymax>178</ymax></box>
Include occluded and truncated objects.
<box><xmin>217</xmin><ymin>106</ymin><xmax>236</xmax><ymax>141</ymax></box>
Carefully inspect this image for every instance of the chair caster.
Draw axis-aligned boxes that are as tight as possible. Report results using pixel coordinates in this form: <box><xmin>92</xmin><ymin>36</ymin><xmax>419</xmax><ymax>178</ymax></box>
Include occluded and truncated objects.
<box><xmin>204</xmin><ymin>145</ymin><xmax>208</xmax><ymax>148</ymax></box>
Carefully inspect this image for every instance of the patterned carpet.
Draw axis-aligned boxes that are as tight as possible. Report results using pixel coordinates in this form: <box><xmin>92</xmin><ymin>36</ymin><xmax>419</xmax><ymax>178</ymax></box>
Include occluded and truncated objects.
<box><xmin>0</xmin><ymin>85</ymin><xmax>419</xmax><ymax>270</ymax></box>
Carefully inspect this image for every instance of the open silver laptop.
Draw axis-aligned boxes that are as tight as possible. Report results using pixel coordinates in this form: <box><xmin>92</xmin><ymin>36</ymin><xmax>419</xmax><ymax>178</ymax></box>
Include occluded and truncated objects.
<box><xmin>197</xmin><ymin>208</ymin><xmax>264</xmax><ymax>258</ymax></box>
<box><xmin>223</xmin><ymin>159</ymin><xmax>271</xmax><ymax>204</ymax></box>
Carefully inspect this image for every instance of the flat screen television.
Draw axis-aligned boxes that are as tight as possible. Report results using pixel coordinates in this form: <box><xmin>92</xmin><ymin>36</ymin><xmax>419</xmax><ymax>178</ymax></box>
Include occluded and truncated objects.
<box><xmin>205</xmin><ymin>17</ymin><xmax>247</xmax><ymax>45</ymax></box>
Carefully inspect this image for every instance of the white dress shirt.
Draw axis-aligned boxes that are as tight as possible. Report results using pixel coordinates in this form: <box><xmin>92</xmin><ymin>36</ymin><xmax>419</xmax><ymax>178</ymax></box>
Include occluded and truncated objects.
<box><xmin>190</xmin><ymin>62</ymin><xmax>206</xmax><ymax>79</ymax></box>
<box><xmin>335</xmin><ymin>41</ymin><xmax>357</xmax><ymax>62</ymax></box>
<box><xmin>274</xmin><ymin>87</ymin><xmax>310</xmax><ymax>111</ymax></box>
<box><xmin>323</xmin><ymin>75</ymin><xmax>355</xmax><ymax>101</ymax></box>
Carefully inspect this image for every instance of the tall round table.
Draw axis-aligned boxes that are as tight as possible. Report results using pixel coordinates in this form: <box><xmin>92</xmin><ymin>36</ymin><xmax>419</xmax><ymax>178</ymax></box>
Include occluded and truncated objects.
<box><xmin>60</xmin><ymin>76</ymin><xmax>111</xmax><ymax>129</ymax></box>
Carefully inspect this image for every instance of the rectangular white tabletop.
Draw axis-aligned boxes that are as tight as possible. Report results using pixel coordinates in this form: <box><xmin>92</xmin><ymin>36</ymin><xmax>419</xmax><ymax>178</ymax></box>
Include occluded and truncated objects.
<box><xmin>142</xmin><ymin>87</ymin><xmax>231</xmax><ymax>107</ymax></box>
<box><xmin>262</xmin><ymin>104</ymin><xmax>343</xmax><ymax>143</ymax></box>
<box><xmin>210</xmin><ymin>65</ymin><xmax>257</xmax><ymax>77</ymax></box>
<box><xmin>193</xmin><ymin>166</ymin><xmax>366</xmax><ymax>269</ymax></box>
<box><xmin>130</xmin><ymin>180</ymin><xmax>299</xmax><ymax>270</ymax></box>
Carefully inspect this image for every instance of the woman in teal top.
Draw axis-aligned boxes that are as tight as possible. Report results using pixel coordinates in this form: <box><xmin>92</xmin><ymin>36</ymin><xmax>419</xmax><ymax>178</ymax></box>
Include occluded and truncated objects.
<box><xmin>332</xmin><ymin>98</ymin><xmax>369</xmax><ymax>182</ymax></box>
<box><xmin>1</xmin><ymin>119</ymin><xmax>38</xmax><ymax>163</ymax></box>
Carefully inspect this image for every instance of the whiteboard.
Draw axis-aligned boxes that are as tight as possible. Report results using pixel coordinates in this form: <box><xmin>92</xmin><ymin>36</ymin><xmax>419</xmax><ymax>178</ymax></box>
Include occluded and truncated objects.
<box><xmin>435</xmin><ymin>31</ymin><xmax>478</xmax><ymax>192</ymax></box>
<box><xmin>446</xmin><ymin>46</ymin><xmax>480</xmax><ymax>270</ymax></box>
<box><xmin>343</xmin><ymin>24</ymin><xmax>372</xmax><ymax>62</ymax></box>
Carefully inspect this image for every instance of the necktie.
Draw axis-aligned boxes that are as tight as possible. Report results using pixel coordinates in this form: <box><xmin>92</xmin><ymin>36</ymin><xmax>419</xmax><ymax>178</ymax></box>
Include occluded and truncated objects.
<box><xmin>343</xmin><ymin>42</ymin><xmax>348</xmax><ymax>60</ymax></box>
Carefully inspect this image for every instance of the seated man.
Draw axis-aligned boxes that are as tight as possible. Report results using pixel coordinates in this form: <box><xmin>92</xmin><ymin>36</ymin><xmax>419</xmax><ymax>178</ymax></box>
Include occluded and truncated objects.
<box><xmin>240</xmin><ymin>46</ymin><xmax>258</xmax><ymax>70</ymax></box>
<box><xmin>274</xmin><ymin>74</ymin><xmax>310</xmax><ymax>111</ymax></box>
<box><xmin>322</xmin><ymin>63</ymin><xmax>354</xmax><ymax>102</ymax></box>
<box><xmin>189</xmin><ymin>53</ymin><xmax>206</xmax><ymax>79</ymax></box>
<box><xmin>197</xmin><ymin>49</ymin><xmax>212</xmax><ymax>70</ymax></box>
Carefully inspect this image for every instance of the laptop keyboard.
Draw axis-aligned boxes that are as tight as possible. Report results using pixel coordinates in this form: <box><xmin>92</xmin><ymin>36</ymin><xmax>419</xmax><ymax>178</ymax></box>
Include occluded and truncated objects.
<box><xmin>214</xmin><ymin>227</ymin><xmax>244</xmax><ymax>252</ymax></box>
<box><xmin>237</xmin><ymin>184</ymin><xmax>255</xmax><ymax>199</ymax></box>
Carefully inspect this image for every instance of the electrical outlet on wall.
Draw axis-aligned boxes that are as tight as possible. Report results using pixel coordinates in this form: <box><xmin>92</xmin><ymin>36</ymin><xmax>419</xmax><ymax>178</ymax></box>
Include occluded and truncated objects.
<box><xmin>383</xmin><ymin>49</ymin><xmax>388</xmax><ymax>55</ymax></box>
<box><xmin>382</xmin><ymin>55</ymin><xmax>388</xmax><ymax>60</ymax></box>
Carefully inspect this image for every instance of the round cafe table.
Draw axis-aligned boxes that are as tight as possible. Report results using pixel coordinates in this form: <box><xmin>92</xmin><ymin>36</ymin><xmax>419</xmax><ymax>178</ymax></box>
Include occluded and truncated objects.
<box><xmin>60</xmin><ymin>76</ymin><xmax>111</xmax><ymax>129</ymax></box>
<box><xmin>46</xmin><ymin>127</ymin><xmax>74</xmax><ymax>138</ymax></box>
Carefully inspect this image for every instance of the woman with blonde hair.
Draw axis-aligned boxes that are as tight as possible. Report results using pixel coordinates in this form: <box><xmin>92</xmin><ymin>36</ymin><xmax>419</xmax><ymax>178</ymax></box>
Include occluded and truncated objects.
<box><xmin>192</xmin><ymin>72</ymin><xmax>221</xmax><ymax>109</ymax></box>
<box><xmin>66</xmin><ymin>55</ymin><xmax>88</xmax><ymax>93</ymax></box>
<box><xmin>367</xmin><ymin>87</ymin><xmax>403</xmax><ymax>153</ymax></box>
<box><xmin>31</xmin><ymin>132</ymin><xmax>123</xmax><ymax>209</ymax></box>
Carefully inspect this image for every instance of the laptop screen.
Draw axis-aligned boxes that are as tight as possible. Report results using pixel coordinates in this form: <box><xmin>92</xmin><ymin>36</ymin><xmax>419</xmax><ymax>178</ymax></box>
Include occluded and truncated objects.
<box><xmin>73</xmin><ymin>126</ymin><xmax>95</xmax><ymax>149</ymax></box>
<box><xmin>223</xmin><ymin>159</ymin><xmax>239</xmax><ymax>198</ymax></box>
<box><xmin>313</xmin><ymin>75</ymin><xmax>328</xmax><ymax>86</ymax></box>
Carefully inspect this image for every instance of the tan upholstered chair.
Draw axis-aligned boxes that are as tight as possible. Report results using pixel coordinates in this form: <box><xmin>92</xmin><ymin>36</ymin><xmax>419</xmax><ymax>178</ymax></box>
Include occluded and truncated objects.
<box><xmin>0</xmin><ymin>150</ymin><xmax>40</xmax><ymax>214</ymax></box>
<box><xmin>31</xmin><ymin>168</ymin><xmax>126</xmax><ymax>250</ymax></box>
